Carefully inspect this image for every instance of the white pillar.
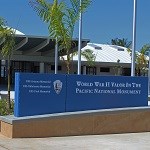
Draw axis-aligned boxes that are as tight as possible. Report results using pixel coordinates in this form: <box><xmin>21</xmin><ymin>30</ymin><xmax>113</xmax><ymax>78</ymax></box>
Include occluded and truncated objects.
<box><xmin>40</xmin><ymin>62</ymin><xmax>45</xmax><ymax>73</ymax></box>
<box><xmin>83</xmin><ymin>65</ymin><xmax>86</xmax><ymax>75</ymax></box>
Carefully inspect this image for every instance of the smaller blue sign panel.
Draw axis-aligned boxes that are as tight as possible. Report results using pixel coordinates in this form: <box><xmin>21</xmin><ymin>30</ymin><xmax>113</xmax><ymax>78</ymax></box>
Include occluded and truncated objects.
<box><xmin>66</xmin><ymin>75</ymin><xmax>148</xmax><ymax>112</ymax></box>
<box><xmin>14</xmin><ymin>73</ymin><xmax>66</xmax><ymax>117</ymax></box>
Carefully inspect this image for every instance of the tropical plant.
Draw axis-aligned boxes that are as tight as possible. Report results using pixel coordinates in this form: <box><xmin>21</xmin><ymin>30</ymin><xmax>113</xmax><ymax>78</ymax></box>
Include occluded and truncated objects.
<box><xmin>0</xmin><ymin>99</ymin><xmax>14</xmax><ymax>116</ymax></box>
<box><xmin>127</xmin><ymin>44</ymin><xmax>150</xmax><ymax>76</ymax></box>
<box><xmin>113</xmin><ymin>59</ymin><xmax>123</xmax><ymax>75</ymax></box>
<box><xmin>79</xmin><ymin>49</ymin><xmax>96</xmax><ymax>66</ymax></box>
<box><xmin>0</xmin><ymin>17</ymin><xmax>15</xmax><ymax>109</ymax></box>
<box><xmin>29</xmin><ymin>0</ymin><xmax>92</xmax><ymax>74</ymax></box>
<box><xmin>111</xmin><ymin>38</ymin><xmax>132</xmax><ymax>48</ymax></box>
<box><xmin>60</xmin><ymin>48</ymin><xmax>96</xmax><ymax>73</ymax></box>
<box><xmin>136</xmin><ymin>44</ymin><xmax>150</xmax><ymax>76</ymax></box>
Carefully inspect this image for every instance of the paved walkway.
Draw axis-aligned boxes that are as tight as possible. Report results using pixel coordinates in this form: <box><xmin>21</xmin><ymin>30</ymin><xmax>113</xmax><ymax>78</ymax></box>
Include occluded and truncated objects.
<box><xmin>0</xmin><ymin>132</ymin><xmax>150</xmax><ymax>150</ymax></box>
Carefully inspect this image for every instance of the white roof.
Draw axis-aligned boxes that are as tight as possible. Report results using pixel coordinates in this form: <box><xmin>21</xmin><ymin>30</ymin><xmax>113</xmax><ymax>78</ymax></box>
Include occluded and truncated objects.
<box><xmin>11</xmin><ymin>28</ymin><xmax>25</xmax><ymax>35</ymax></box>
<box><xmin>72</xmin><ymin>43</ymin><xmax>131</xmax><ymax>64</ymax></box>
<box><xmin>4</xmin><ymin>26</ymin><xmax>25</xmax><ymax>35</ymax></box>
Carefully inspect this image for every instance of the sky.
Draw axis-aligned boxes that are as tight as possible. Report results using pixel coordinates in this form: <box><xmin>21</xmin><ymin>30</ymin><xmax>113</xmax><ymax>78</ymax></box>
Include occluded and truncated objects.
<box><xmin>0</xmin><ymin>0</ymin><xmax>150</xmax><ymax>50</ymax></box>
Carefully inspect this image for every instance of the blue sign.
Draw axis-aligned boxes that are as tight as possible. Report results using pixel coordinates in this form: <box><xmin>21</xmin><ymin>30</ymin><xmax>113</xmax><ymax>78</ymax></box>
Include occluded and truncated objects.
<box><xmin>66</xmin><ymin>75</ymin><xmax>148</xmax><ymax>112</ymax></box>
<box><xmin>14</xmin><ymin>73</ymin><xmax>66</xmax><ymax>117</ymax></box>
<box><xmin>14</xmin><ymin>73</ymin><xmax>148</xmax><ymax>117</ymax></box>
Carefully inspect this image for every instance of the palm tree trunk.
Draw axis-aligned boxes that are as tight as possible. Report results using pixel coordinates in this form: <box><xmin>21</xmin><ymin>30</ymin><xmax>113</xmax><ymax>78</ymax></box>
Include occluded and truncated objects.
<box><xmin>66</xmin><ymin>61</ymin><xmax>70</xmax><ymax>74</ymax></box>
<box><xmin>66</xmin><ymin>53</ymin><xmax>70</xmax><ymax>74</ymax></box>
<box><xmin>7</xmin><ymin>56</ymin><xmax>11</xmax><ymax>109</ymax></box>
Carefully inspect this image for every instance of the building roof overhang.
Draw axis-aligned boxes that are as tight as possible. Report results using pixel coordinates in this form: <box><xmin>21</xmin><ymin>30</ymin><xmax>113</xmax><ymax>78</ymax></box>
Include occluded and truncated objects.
<box><xmin>0</xmin><ymin>35</ymin><xmax>90</xmax><ymax>62</ymax></box>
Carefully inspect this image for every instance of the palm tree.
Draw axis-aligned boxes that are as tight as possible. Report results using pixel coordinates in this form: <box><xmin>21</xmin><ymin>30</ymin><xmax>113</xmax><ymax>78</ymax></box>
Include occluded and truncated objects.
<box><xmin>111</xmin><ymin>38</ymin><xmax>132</xmax><ymax>48</ymax></box>
<box><xmin>136</xmin><ymin>44</ymin><xmax>150</xmax><ymax>76</ymax></box>
<box><xmin>29</xmin><ymin>0</ymin><xmax>92</xmax><ymax>74</ymax></box>
<box><xmin>0</xmin><ymin>17</ymin><xmax>15</xmax><ymax>109</ymax></box>
<box><xmin>80</xmin><ymin>49</ymin><xmax>96</xmax><ymax>66</ymax></box>
<box><xmin>126</xmin><ymin>44</ymin><xmax>150</xmax><ymax>76</ymax></box>
<box><xmin>67</xmin><ymin>48</ymin><xmax>96</xmax><ymax>73</ymax></box>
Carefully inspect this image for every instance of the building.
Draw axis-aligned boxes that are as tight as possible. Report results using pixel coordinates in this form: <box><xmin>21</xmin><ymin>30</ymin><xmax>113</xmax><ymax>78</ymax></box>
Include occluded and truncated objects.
<box><xmin>2</xmin><ymin>29</ymin><xmax>146</xmax><ymax>85</ymax></box>
<box><xmin>63</xmin><ymin>43</ymin><xmax>132</xmax><ymax>76</ymax></box>
<box><xmin>0</xmin><ymin>29</ymin><xmax>89</xmax><ymax>85</ymax></box>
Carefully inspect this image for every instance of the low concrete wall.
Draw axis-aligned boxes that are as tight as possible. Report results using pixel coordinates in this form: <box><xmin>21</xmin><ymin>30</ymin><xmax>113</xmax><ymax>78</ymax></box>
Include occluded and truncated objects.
<box><xmin>1</xmin><ymin>107</ymin><xmax>150</xmax><ymax>138</ymax></box>
<box><xmin>1</xmin><ymin>122</ymin><xmax>12</xmax><ymax>138</ymax></box>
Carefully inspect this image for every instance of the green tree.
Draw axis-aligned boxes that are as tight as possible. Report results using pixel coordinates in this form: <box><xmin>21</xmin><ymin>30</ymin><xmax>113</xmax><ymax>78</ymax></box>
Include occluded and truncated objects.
<box><xmin>127</xmin><ymin>44</ymin><xmax>150</xmax><ymax>76</ymax></box>
<box><xmin>136</xmin><ymin>44</ymin><xmax>150</xmax><ymax>76</ymax></box>
<box><xmin>111</xmin><ymin>38</ymin><xmax>132</xmax><ymax>48</ymax></box>
<box><xmin>113</xmin><ymin>59</ymin><xmax>122</xmax><ymax>76</ymax></box>
<box><xmin>80</xmin><ymin>49</ymin><xmax>96</xmax><ymax>66</ymax></box>
<box><xmin>67</xmin><ymin>48</ymin><xmax>96</xmax><ymax>73</ymax></box>
<box><xmin>29</xmin><ymin>0</ymin><xmax>92</xmax><ymax>74</ymax></box>
<box><xmin>0</xmin><ymin>17</ymin><xmax>15</xmax><ymax>109</ymax></box>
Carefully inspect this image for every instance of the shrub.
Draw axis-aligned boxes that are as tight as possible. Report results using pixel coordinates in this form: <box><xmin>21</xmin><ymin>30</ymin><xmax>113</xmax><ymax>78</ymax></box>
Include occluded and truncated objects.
<box><xmin>0</xmin><ymin>99</ymin><xmax>14</xmax><ymax>116</ymax></box>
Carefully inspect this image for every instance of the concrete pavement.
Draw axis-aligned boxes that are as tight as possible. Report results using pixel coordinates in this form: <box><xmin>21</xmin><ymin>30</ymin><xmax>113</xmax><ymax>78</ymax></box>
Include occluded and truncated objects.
<box><xmin>0</xmin><ymin>132</ymin><xmax>150</xmax><ymax>150</ymax></box>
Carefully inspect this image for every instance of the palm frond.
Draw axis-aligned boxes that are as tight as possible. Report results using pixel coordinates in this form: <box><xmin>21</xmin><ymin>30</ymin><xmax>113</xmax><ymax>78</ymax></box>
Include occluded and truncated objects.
<box><xmin>30</xmin><ymin>0</ymin><xmax>91</xmax><ymax>73</ymax></box>
<box><xmin>81</xmin><ymin>49</ymin><xmax>96</xmax><ymax>66</ymax></box>
<box><xmin>140</xmin><ymin>44</ymin><xmax>150</xmax><ymax>54</ymax></box>
<box><xmin>0</xmin><ymin>26</ymin><xmax>15</xmax><ymax>58</ymax></box>
<box><xmin>70</xmin><ymin>0</ymin><xmax>91</xmax><ymax>13</ymax></box>
<box><xmin>0</xmin><ymin>17</ymin><xmax>6</xmax><ymax>27</ymax></box>
<box><xmin>29</xmin><ymin>0</ymin><xmax>52</xmax><ymax>22</ymax></box>
<box><xmin>111</xmin><ymin>38</ymin><xmax>132</xmax><ymax>48</ymax></box>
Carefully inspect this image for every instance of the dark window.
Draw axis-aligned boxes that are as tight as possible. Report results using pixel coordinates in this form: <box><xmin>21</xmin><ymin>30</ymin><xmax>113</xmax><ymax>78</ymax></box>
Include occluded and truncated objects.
<box><xmin>51</xmin><ymin>65</ymin><xmax>62</xmax><ymax>71</ymax></box>
<box><xmin>86</xmin><ymin>66</ymin><xmax>97</xmax><ymax>75</ymax></box>
<box><xmin>95</xmin><ymin>46</ymin><xmax>102</xmax><ymax>50</ymax></box>
<box><xmin>100</xmin><ymin>67</ymin><xmax>110</xmax><ymax>72</ymax></box>
<box><xmin>118</xmin><ymin>48</ymin><xmax>124</xmax><ymax>51</ymax></box>
<box><xmin>12</xmin><ymin>61</ymin><xmax>34</xmax><ymax>73</ymax></box>
<box><xmin>122</xmin><ymin>68</ymin><xmax>131</xmax><ymax>76</ymax></box>
<box><xmin>11</xmin><ymin>61</ymin><xmax>36</xmax><ymax>84</ymax></box>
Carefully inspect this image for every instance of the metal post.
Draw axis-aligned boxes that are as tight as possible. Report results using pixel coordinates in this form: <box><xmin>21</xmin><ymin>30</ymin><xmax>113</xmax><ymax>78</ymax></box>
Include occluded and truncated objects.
<box><xmin>77</xmin><ymin>0</ymin><xmax>82</xmax><ymax>75</ymax></box>
<box><xmin>55</xmin><ymin>38</ymin><xmax>58</xmax><ymax>74</ymax></box>
<box><xmin>131</xmin><ymin>0</ymin><xmax>137</xmax><ymax>76</ymax></box>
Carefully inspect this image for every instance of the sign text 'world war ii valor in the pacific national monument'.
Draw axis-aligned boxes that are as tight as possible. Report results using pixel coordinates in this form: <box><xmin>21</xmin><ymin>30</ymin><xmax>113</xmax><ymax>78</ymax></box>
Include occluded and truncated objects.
<box><xmin>14</xmin><ymin>73</ymin><xmax>148</xmax><ymax>117</ymax></box>
<box><xmin>66</xmin><ymin>75</ymin><xmax>148</xmax><ymax>112</ymax></box>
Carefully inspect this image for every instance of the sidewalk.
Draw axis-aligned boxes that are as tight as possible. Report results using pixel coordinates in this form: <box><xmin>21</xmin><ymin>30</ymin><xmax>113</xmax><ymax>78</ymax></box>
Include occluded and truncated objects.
<box><xmin>0</xmin><ymin>132</ymin><xmax>150</xmax><ymax>150</ymax></box>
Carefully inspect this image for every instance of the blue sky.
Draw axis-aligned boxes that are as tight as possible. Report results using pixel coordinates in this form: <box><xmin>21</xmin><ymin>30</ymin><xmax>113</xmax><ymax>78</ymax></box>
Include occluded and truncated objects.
<box><xmin>0</xmin><ymin>0</ymin><xmax>150</xmax><ymax>50</ymax></box>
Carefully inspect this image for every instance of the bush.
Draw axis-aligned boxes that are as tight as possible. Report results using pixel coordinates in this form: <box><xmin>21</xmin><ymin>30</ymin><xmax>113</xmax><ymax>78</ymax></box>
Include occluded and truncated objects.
<box><xmin>0</xmin><ymin>99</ymin><xmax>14</xmax><ymax>116</ymax></box>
